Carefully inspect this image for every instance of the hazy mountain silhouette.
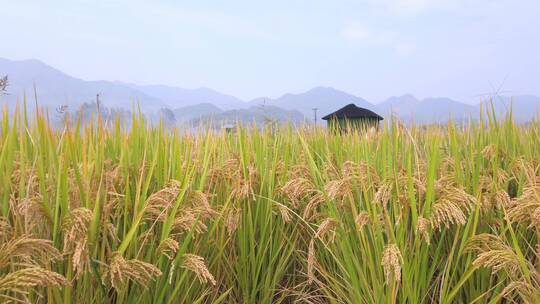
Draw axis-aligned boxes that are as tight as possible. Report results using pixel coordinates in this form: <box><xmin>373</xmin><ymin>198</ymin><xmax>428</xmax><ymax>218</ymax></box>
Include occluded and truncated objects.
<box><xmin>251</xmin><ymin>86</ymin><xmax>375</xmax><ymax>121</ymax></box>
<box><xmin>478</xmin><ymin>95</ymin><xmax>540</xmax><ymax>123</ymax></box>
<box><xmin>126</xmin><ymin>84</ymin><xmax>247</xmax><ymax>110</ymax></box>
<box><xmin>191</xmin><ymin>105</ymin><xmax>306</xmax><ymax>128</ymax></box>
<box><xmin>411</xmin><ymin>97</ymin><xmax>477</xmax><ymax>123</ymax></box>
<box><xmin>0</xmin><ymin>58</ymin><xmax>163</xmax><ymax>110</ymax></box>
<box><xmin>377</xmin><ymin>94</ymin><xmax>420</xmax><ymax>117</ymax></box>
<box><xmin>1</xmin><ymin>57</ymin><xmax>539</xmax><ymax>125</ymax></box>
<box><xmin>173</xmin><ymin>103</ymin><xmax>223</xmax><ymax>124</ymax></box>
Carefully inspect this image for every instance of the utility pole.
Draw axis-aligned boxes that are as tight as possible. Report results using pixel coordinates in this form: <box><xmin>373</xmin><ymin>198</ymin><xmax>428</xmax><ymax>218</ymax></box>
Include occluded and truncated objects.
<box><xmin>312</xmin><ymin>108</ymin><xmax>318</xmax><ymax>125</ymax></box>
<box><xmin>96</xmin><ymin>93</ymin><xmax>101</xmax><ymax>114</ymax></box>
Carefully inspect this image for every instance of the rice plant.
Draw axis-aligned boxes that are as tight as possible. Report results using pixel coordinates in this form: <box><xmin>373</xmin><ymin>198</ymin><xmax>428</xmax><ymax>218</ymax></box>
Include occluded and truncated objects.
<box><xmin>0</xmin><ymin>103</ymin><xmax>539</xmax><ymax>303</ymax></box>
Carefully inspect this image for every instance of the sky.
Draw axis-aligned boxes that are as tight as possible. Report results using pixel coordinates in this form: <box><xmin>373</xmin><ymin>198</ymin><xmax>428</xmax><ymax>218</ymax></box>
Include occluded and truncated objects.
<box><xmin>0</xmin><ymin>0</ymin><xmax>539</xmax><ymax>103</ymax></box>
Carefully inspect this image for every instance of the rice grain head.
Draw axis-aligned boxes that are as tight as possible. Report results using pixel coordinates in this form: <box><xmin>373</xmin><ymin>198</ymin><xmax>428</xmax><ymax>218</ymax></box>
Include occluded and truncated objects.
<box><xmin>466</xmin><ymin>234</ymin><xmax>522</xmax><ymax>278</ymax></box>
<box><xmin>381</xmin><ymin>244</ymin><xmax>402</xmax><ymax>283</ymax></box>
<box><xmin>181</xmin><ymin>254</ymin><xmax>216</xmax><ymax>286</ymax></box>
<box><xmin>225</xmin><ymin>207</ymin><xmax>241</xmax><ymax>237</ymax></box>
<box><xmin>373</xmin><ymin>183</ymin><xmax>392</xmax><ymax>207</ymax></box>
<box><xmin>501</xmin><ymin>280</ymin><xmax>540</xmax><ymax>303</ymax></box>
<box><xmin>416</xmin><ymin>216</ymin><xmax>431</xmax><ymax>245</ymax></box>
<box><xmin>0</xmin><ymin>217</ymin><xmax>12</xmax><ymax>242</ymax></box>
<box><xmin>324</xmin><ymin>178</ymin><xmax>353</xmax><ymax>202</ymax></box>
<box><xmin>0</xmin><ymin>267</ymin><xmax>68</xmax><ymax>298</ymax></box>
<box><xmin>354</xmin><ymin>211</ymin><xmax>370</xmax><ymax>230</ymax></box>
<box><xmin>107</xmin><ymin>252</ymin><xmax>162</xmax><ymax>290</ymax></box>
<box><xmin>314</xmin><ymin>218</ymin><xmax>337</xmax><ymax>242</ymax></box>
<box><xmin>429</xmin><ymin>199</ymin><xmax>467</xmax><ymax>231</ymax></box>
<box><xmin>0</xmin><ymin>236</ymin><xmax>62</xmax><ymax>269</ymax></box>
<box><xmin>144</xmin><ymin>180</ymin><xmax>182</xmax><ymax>221</ymax></box>
<box><xmin>307</xmin><ymin>239</ymin><xmax>317</xmax><ymax>285</ymax></box>
<box><xmin>63</xmin><ymin>207</ymin><xmax>93</xmax><ymax>278</ymax></box>
<box><xmin>281</xmin><ymin>178</ymin><xmax>317</xmax><ymax>208</ymax></box>
<box><xmin>157</xmin><ymin>238</ymin><xmax>179</xmax><ymax>260</ymax></box>
<box><xmin>302</xmin><ymin>191</ymin><xmax>325</xmax><ymax>221</ymax></box>
<box><xmin>275</xmin><ymin>203</ymin><xmax>292</xmax><ymax>223</ymax></box>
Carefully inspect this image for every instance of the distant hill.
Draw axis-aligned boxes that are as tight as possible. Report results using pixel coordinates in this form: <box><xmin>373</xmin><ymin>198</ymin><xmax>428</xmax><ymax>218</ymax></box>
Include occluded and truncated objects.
<box><xmin>252</xmin><ymin>86</ymin><xmax>376</xmax><ymax>122</ymax></box>
<box><xmin>411</xmin><ymin>98</ymin><xmax>477</xmax><ymax>123</ymax></box>
<box><xmin>477</xmin><ymin>95</ymin><xmax>540</xmax><ymax>123</ymax></box>
<box><xmin>0</xmin><ymin>57</ymin><xmax>247</xmax><ymax>111</ymax></box>
<box><xmin>377</xmin><ymin>94</ymin><xmax>420</xmax><ymax>117</ymax></box>
<box><xmin>191</xmin><ymin>105</ymin><xmax>306</xmax><ymax>128</ymax></box>
<box><xmin>173</xmin><ymin>103</ymin><xmax>223</xmax><ymax>124</ymax></box>
<box><xmin>126</xmin><ymin>84</ymin><xmax>247</xmax><ymax>110</ymax></box>
<box><xmin>0</xmin><ymin>58</ymin><xmax>163</xmax><ymax>111</ymax></box>
<box><xmin>1</xmin><ymin>57</ymin><xmax>539</xmax><ymax>125</ymax></box>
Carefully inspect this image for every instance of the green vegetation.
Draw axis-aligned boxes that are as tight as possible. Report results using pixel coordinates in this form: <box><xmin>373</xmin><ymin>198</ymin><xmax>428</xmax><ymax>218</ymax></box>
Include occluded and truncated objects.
<box><xmin>1</xmin><ymin>103</ymin><xmax>540</xmax><ymax>303</ymax></box>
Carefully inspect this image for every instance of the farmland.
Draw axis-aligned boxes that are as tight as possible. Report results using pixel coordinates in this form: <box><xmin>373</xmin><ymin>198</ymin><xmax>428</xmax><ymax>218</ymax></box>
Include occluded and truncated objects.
<box><xmin>1</xmin><ymin>105</ymin><xmax>540</xmax><ymax>303</ymax></box>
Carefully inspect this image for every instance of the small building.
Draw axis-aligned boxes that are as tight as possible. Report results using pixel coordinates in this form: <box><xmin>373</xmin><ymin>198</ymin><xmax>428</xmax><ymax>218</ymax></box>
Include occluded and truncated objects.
<box><xmin>322</xmin><ymin>104</ymin><xmax>383</xmax><ymax>132</ymax></box>
<box><xmin>222</xmin><ymin>122</ymin><xmax>237</xmax><ymax>134</ymax></box>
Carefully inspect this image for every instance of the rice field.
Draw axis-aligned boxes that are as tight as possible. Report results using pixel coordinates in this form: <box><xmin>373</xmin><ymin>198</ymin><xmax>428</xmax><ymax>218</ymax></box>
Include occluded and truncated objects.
<box><xmin>1</xmin><ymin>104</ymin><xmax>540</xmax><ymax>303</ymax></box>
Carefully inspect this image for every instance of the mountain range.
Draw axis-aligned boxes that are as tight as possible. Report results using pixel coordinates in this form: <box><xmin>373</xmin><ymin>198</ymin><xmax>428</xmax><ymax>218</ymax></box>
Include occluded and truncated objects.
<box><xmin>1</xmin><ymin>57</ymin><xmax>539</xmax><ymax>125</ymax></box>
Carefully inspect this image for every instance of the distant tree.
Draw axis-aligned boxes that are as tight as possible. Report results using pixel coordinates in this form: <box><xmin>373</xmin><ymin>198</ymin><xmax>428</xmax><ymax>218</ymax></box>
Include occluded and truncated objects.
<box><xmin>77</xmin><ymin>101</ymin><xmax>109</xmax><ymax>122</ymax></box>
<box><xmin>159</xmin><ymin>108</ymin><xmax>176</xmax><ymax>126</ymax></box>
<box><xmin>258</xmin><ymin>99</ymin><xmax>277</xmax><ymax>131</ymax></box>
<box><xmin>0</xmin><ymin>76</ymin><xmax>8</xmax><ymax>95</ymax></box>
<box><xmin>55</xmin><ymin>104</ymin><xmax>69</xmax><ymax>126</ymax></box>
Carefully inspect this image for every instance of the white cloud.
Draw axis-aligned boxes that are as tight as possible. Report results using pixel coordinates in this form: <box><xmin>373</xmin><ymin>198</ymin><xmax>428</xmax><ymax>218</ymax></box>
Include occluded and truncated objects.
<box><xmin>364</xmin><ymin>0</ymin><xmax>462</xmax><ymax>16</ymax></box>
<box><xmin>340</xmin><ymin>22</ymin><xmax>393</xmax><ymax>44</ymax></box>
<box><xmin>340</xmin><ymin>22</ymin><xmax>416</xmax><ymax>56</ymax></box>
<box><xmin>394</xmin><ymin>43</ymin><xmax>417</xmax><ymax>56</ymax></box>
<box><xmin>341</xmin><ymin>22</ymin><xmax>372</xmax><ymax>41</ymax></box>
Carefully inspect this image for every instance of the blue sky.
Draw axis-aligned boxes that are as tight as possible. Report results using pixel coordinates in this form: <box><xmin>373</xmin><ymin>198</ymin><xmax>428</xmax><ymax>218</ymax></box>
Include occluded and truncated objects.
<box><xmin>1</xmin><ymin>0</ymin><xmax>539</xmax><ymax>103</ymax></box>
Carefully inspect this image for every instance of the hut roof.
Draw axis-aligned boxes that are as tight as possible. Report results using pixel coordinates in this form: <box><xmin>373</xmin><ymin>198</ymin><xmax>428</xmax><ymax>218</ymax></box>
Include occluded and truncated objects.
<box><xmin>321</xmin><ymin>104</ymin><xmax>383</xmax><ymax>120</ymax></box>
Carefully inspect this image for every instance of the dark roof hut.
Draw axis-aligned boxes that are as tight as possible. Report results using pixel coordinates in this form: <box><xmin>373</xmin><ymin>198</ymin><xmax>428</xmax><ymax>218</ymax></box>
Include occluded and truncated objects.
<box><xmin>322</xmin><ymin>104</ymin><xmax>383</xmax><ymax>132</ymax></box>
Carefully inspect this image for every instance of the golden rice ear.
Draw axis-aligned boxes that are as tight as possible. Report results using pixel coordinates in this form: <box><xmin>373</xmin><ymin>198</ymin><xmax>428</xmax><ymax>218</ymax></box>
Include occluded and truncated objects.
<box><xmin>324</xmin><ymin>178</ymin><xmax>353</xmax><ymax>202</ymax></box>
<box><xmin>314</xmin><ymin>218</ymin><xmax>337</xmax><ymax>242</ymax></box>
<box><xmin>0</xmin><ymin>267</ymin><xmax>68</xmax><ymax>299</ymax></box>
<box><xmin>157</xmin><ymin>238</ymin><xmax>179</xmax><ymax>260</ymax></box>
<box><xmin>0</xmin><ymin>236</ymin><xmax>62</xmax><ymax>269</ymax></box>
<box><xmin>323</xmin><ymin>164</ymin><xmax>340</xmax><ymax>180</ymax></box>
<box><xmin>415</xmin><ymin>217</ymin><xmax>430</xmax><ymax>245</ymax></box>
<box><xmin>381</xmin><ymin>244</ymin><xmax>402</xmax><ymax>283</ymax></box>
<box><xmin>481</xmin><ymin>144</ymin><xmax>497</xmax><ymax>160</ymax></box>
<box><xmin>354</xmin><ymin>211</ymin><xmax>370</xmax><ymax>230</ymax></box>
<box><xmin>302</xmin><ymin>191</ymin><xmax>325</xmax><ymax>221</ymax></box>
<box><xmin>181</xmin><ymin>254</ymin><xmax>216</xmax><ymax>286</ymax></box>
<box><xmin>11</xmin><ymin>194</ymin><xmax>47</xmax><ymax>234</ymax></box>
<box><xmin>429</xmin><ymin>181</ymin><xmax>477</xmax><ymax>231</ymax></box>
<box><xmin>341</xmin><ymin>160</ymin><xmax>359</xmax><ymax>179</ymax></box>
<box><xmin>307</xmin><ymin>239</ymin><xmax>317</xmax><ymax>285</ymax></box>
<box><xmin>225</xmin><ymin>207</ymin><xmax>241</xmax><ymax>237</ymax></box>
<box><xmin>506</xmin><ymin>181</ymin><xmax>540</xmax><ymax>228</ymax></box>
<box><xmin>289</xmin><ymin>164</ymin><xmax>312</xmax><ymax>180</ymax></box>
<box><xmin>63</xmin><ymin>207</ymin><xmax>92</xmax><ymax>279</ymax></box>
<box><xmin>373</xmin><ymin>183</ymin><xmax>392</xmax><ymax>207</ymax></box>
<box><xmin>342</xmin><ymin>161</ymin><xmax>380</xmax><ymax>188</ymax></box>
<box><xmin>472</xmin><ymin>250</ymin><xmax>521</xmax><ymax>278</ymax></box>
<box><xmin>171</xmin><ymin>210</ymin><xmax>208</xmax><ymax>235</ymax></box>
<box><xmin>184</xmin><ymin>191</ymin><xmax>218</xmax><ymax>224</ymax></box>
<box><xmin>0</xmin><ymin>217</ymin><xmax>12</xmax><ymax>242</ymax></box>
<box><xmin>107</xmin><ymin>252</ymin><xmax>162</xmax><ymax>290</ymax></box>
<box><xmin>466</xmin><ymin>234</ymin><xmax>523</xmax><ymax>279</ymax></box>
<box><xmin>143</xmin><ymin>180</ymin><xmax>182</xmax><ymax>222</ymax></box>
<box><xmin>429</xmin><ymin>200</ymin><xmax>467</xmax><ymax>231</ymax></box>
<box><xmin>230</xmin><ymin>170</ymin><xmax>257</xmax><ymax>201</ymax></box>
<box><xmin>501</xmin><ymin>281</ymin><xmax>540</xmax><ymax>303</ymax></box>
<box><xmin>280</xmin><ymin>178</ymin><xmax>317</xmax><ymax>208</ymax></box>
<box><xmin>274</xmin><ymin>203</ymin><xmax>292</xmax><ymax>223</ymax></box>
<box><xmin>465</xmin><ymin>234</ymin><xmax>508</xmax><ymax>252</ymax></box>
<box><xmin>222</xmin><ymin>156</ymin><xmax>241</xmax><ymax>178</ymax></box>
